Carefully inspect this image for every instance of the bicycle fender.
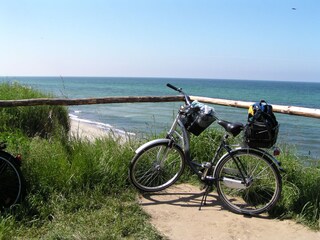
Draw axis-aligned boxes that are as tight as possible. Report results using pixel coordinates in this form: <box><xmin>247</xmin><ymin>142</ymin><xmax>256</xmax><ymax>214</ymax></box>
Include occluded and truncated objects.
<box><xmin>135</xmin><ymin>139</ymin><xmax>171</xmax><ymax>154</ymax></box>
<box><xmin>215</xmin><ymin>148</ymin><xmax>283</xmax><ymax>175</ymax></box>
<box><xmin>248</xmin><ymin>148</ymin><xmax>285</xmax><ymax>172</ymax></box>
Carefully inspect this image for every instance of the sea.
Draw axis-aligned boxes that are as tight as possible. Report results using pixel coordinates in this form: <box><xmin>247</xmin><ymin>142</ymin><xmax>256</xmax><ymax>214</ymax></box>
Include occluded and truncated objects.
<box><xmin>1</xmin><ymin>77</ymin><xmax>320</xmax><ymax>161</ymax></box>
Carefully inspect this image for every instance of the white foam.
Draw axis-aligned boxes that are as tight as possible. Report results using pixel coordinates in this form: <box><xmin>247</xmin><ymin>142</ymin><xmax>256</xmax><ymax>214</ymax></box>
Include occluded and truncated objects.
<box><xmin>69</xmin><ymin>114</ymin><xmax>79</xmax><ymax>119</ymax></box>
<box><xmin>68</xmin><ymin>114</ymin><xmax>135</xmax><ymax>136</ymax></box>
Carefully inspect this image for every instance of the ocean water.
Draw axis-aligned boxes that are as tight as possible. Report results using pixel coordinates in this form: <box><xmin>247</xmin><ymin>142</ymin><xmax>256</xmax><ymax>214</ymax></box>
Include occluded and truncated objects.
<box><xmin>2</xmin><ymin>76</ymin><xmax>320</xmax><ymax>159</ymax></box>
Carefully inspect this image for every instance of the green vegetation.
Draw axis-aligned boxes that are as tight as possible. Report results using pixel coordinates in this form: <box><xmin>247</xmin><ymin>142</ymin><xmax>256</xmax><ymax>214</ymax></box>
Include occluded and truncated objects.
<box><xmin>0</xmin><ymin>82</ymin><xmax>163</xmax><ymax>239</ymax></box>
<box><xmin>0</xmin><ymin>82</ymin><xmax>319</xmax><ymax>239</ymax></box>
<box><xmin>1</xmin><ymin>136</ymin><xmax>162</xmax><ymax>239</ymax></box>
<box><xmin>275</xmin><ymin>147</ymin><xmax>320</xmax><ymax>229</ymax></box>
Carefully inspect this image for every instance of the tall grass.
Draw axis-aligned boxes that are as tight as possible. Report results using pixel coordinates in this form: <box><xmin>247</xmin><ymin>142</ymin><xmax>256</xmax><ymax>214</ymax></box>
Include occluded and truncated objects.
<box><xmin>1</xmin><ymin>135</ymin><xmax>162</xmax><ymax>239</ymax></box>
<box><xmin>0</xmin><ymin>82</ymin><xmax>163</xmax><ymax>239</ymax></box>
<box><xmin>275</xmin><ymin>148</ymin><xmax>320</xmax><ymax>229</ymax></box>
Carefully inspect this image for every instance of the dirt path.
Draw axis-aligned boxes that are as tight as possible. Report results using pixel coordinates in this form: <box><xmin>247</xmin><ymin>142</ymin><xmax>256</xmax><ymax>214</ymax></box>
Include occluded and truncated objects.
<box><xmin>139</xmin><ymin>184</ymin><xmax>320</xmax><ymax>240</ymax></box>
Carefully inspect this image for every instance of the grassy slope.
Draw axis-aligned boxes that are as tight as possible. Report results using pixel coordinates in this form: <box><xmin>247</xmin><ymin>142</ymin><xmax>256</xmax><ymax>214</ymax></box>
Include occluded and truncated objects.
<box><xmin>1</xmin><ymin>135</ymin><xmax>164</xmax><ymax>239</ymax></box>
<box><xmin>0</xmin><ymin>82</ymin><xmax>163</xmax><ymax>239</ymax></box>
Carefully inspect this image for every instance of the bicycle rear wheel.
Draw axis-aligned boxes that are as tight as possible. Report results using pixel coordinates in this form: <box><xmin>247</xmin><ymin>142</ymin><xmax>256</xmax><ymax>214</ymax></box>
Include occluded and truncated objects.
<box><xmin>0</xmin><ymin>154</ymin><xmax>25</xmax><ymax>209</ymax></box>
<box><xmin>215</xmin><ymin>149</ymin><xmax>281</xmax><ymax>215</ymax></box>
<box><xmin>129</xmin><ymin>140</ymin><xmax>185</xmax><ymax>192</ymax></box>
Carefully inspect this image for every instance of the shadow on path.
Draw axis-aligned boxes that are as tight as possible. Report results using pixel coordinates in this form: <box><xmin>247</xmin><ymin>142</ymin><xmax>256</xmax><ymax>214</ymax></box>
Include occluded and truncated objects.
<box><xmin>138</xmin><ymin>184</ymin><xmax>320</xmax><ymax>240</ymax></box>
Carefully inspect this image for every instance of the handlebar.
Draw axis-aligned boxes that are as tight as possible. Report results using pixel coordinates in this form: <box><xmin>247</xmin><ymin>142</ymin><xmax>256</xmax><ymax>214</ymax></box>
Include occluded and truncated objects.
<box><xmin>166</xmin><ymin>83</ymin><xmax>181</xmax><ymax>92</ymax></box>
<box><xmin>166</xmin><ymin>83</ymin><xmax>191</xmax><ymax>105</ymax></box>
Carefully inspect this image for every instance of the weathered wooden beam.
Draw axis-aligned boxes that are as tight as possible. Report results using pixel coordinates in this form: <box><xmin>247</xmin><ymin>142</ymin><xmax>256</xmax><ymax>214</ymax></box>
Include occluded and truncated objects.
<box><xmin>190</xmin><ymin>96</ymin><xmax>254</xmax><ymax>109</ymax></box>
<box><xmin>0</xmin><ymin>96</ymin><xmax>184</xmax><ymax>107</ymax></box>
<box><xmin>272</xmin><ymin>104</ymin><xmax>320</xmax><ymax>119</ymax></box>
<box><xmin>190</xmin><ymin>96</ymin><xmax>320</xmax><ymax>119</ymax></box>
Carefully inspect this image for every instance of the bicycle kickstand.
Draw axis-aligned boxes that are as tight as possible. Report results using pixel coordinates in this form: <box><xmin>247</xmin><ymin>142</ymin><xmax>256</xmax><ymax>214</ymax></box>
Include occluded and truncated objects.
<box><xmin>199</xmin><ymin>184</ymin><xmax>213</xmax><ymax>211</ymax></box>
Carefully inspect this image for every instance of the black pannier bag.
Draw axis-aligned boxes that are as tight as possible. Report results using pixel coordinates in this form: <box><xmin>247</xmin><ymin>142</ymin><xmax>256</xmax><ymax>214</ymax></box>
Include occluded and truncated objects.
<box><xmin>181</xmin><ymin>101</ymin><xmax>216</xmax><ymax>136</ymax></box>
<box><xmin>244</xmin><ymin>100</ymin><xmax>279</xmax><ymax>148</ymax></box>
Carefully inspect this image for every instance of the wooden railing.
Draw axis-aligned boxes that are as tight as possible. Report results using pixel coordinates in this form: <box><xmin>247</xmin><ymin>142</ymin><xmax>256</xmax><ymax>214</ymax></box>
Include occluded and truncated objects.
<box><xmin>190</xmin><ymin>96</ymin><xmax>320</xmax><ymax>119</ymax></box>
<box><xmin>0</xmin><ymin>95</ymin><xmax>319</xmax><ymax>119</ymax></box>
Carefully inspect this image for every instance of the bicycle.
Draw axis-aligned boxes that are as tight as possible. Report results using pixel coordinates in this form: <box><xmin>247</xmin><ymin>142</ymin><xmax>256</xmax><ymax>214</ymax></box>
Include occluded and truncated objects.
<box><xmin>0</xmin><ymin>142</ymin><xmax>26</xmax><ymax>210</ymax></box>
<box><xmin>129</xmin><ymin>84</ymin><xmax>283</xmax><ymax>215</ymax></box>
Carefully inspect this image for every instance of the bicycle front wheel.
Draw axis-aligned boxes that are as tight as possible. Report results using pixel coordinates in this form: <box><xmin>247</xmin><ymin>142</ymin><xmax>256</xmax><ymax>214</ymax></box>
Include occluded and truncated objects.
<box><xmin>215</xmin><ymin>149</ymin><xmax>281</xmax><ymax>215</ymax></box>
<box><xmin>0</xmin><ymin>154</ymin><xmax>25</xmax><ymax>209</ymax></box>
<box><xmin>129</xmin><ymin>140</ymin><xmax>185</xmax><ymax>192</ymax></box>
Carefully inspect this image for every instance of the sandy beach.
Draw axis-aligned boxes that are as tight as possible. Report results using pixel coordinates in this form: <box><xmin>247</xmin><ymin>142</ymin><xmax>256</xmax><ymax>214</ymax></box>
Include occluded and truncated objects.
<box><xmin>70</xmin><ymin>118</ymin><xmax>108</xmax><ymax>141</ymax></box>
<box><xmin>69</xmin><ymin>118</ymin><xmax>132</xmax><ymax>142</ymax></box>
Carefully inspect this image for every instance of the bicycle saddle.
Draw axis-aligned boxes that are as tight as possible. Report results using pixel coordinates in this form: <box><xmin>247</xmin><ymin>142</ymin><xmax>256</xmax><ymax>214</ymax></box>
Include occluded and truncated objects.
<box><xmin>217</xmin><ymin>120</ymin><xmax>244</xmax><ymax>137</ymax></box>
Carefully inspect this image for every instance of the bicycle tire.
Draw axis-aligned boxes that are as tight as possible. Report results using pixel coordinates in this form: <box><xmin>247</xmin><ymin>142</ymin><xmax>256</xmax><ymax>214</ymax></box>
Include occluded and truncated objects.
<box><xmin>129</xmin><ymin>140</ymin><xmax>185</xmax><ymax>192</ymax></box>
<box><xmin>0</xmin><ymin>153</ymin><xmax>25</xmax><ymax>209</ymax></box>
<box><xmin>214</xmin><ymin>148</ymin><xmax>281</xmax><ymax>215</ymax></box>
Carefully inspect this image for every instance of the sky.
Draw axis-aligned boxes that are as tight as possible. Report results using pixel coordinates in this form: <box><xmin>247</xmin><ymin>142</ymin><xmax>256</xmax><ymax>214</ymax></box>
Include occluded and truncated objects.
<box><xmin>0</xmin><ymin>0</ymin><xmax>319</xmax><ymax>82</ymax></box>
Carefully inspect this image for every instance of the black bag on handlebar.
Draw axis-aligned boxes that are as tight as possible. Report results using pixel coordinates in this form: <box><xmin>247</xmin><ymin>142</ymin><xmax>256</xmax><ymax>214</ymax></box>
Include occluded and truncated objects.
<box><xmin>244</xmin><ymin>100</ymin><xmax>279</xmax><ymax>148</ymax></box>
<box><xmin>181</xmin><ymin>101</ymin><xmax>216</xmax><ymax>136</ymax></box>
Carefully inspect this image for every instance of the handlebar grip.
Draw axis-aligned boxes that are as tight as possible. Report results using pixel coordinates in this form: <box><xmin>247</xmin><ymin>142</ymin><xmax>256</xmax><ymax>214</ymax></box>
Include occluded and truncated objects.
<box><xmin>166</xmin><ymin>83</ymin><xmax>180</xmax><ymax>92</ymax></box>
<box><xmin>166</xmin><ymin>83</ymin><xmax>191</xmax><ymax>105</ymax></box>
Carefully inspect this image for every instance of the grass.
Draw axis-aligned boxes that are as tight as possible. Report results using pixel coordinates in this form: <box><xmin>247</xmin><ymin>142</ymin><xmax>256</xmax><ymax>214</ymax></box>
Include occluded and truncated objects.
<box><xmin>274</xmin><ymin>147</ymin><xmax>320</xmax><ymax>229</ymax></box>
<box><xmin>0</xmin><ymin>82</ymin><xmax>319</xmax><ymax>239</ymax></box>
<box><xmin>1</xmin><ymin>135</ymin><xmax>163</xmax><ymax>239</ymax></box>
<box><xmin>0</xmin><ymin>82</ymin><xmax>163</xmax><ymax>239</ymax></box>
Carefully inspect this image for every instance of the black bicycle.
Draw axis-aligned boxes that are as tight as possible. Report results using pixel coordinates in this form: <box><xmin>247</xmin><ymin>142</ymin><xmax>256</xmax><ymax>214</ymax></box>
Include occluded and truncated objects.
<box><xmin>0</xmin><ymin>142</ymin><xmax>26</xmax><ymax>209</ymax></box>
<box><xmin>129</xmin><ymin>84</ymin><xmax>283</xmax><ymax>215</ymax></box>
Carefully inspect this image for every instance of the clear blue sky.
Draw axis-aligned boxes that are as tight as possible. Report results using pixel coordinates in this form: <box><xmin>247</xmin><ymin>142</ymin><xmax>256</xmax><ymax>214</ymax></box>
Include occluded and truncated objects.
<box><xmin>0</xmin><ymin>0</ymin><xmax>319</xmax><ymax>81</ymax></box>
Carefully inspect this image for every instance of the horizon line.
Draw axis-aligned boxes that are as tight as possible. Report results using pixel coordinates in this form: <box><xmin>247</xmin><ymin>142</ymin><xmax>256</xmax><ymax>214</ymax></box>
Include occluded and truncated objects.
<box><xmin>0</xmin><ymin>75</ymin><xmax>319</xmax><ymax>83</ymax></box>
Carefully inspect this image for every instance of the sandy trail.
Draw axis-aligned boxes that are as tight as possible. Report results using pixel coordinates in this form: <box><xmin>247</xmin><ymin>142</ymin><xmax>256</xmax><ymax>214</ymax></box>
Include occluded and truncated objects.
<box><xmin>139</xmin><ymin>184</ymin><xmax>320</xmax><ymax>240</ymax></box>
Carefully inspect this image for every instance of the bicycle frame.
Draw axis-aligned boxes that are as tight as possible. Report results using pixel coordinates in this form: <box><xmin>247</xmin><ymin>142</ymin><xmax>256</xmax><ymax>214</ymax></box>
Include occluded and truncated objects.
<box><xmin>165</xmin><ymin>109</ymin><xmax>283</xmax><ymax>184</ymax></box>
<box><xmin>166</xmin><ymin>110</ymin><xmax>226</xmax><ymax>180</ymax></box>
